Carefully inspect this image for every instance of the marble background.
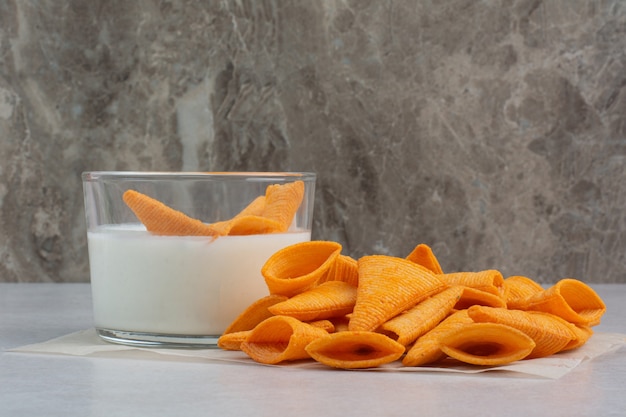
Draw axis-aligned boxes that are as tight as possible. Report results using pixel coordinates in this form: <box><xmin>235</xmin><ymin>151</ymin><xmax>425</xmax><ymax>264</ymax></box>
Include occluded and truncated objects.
<box><xmin>1</xmin><ymin>0</ymin><xmax>625</xmax><ymax>283</ymax></box>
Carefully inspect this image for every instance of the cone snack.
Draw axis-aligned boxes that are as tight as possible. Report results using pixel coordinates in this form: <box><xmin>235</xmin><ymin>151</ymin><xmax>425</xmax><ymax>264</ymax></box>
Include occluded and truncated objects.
<box><xmin>262</xmin><ymin>181</ymin><xmax>305</xmax><ymax>231</ymax></box>
<box><xmin>381</xmin><ymin>286</ymin><xmax>464</xmax><ymax>346</ymax></box>
<box><xmin>307</xmin><ymin>319</ymin><xmax>336</xmax><ymax>332</ymax></box>
<box><xmin>439</xmin><ymin>322</ymin><xmax>536</xmax><ymax>366</ymax></box>
<box><xmin>321</xmin><ymin>255</ymin><xmax>359</xmax><ymax>287</ymax></box>
<box><xmin>562</xmin><ymin>325</ymin><xmax>594</xmax><ymax>351</ymax></box>
<box><xmin>217</xmin><ymin>330</ymin><xmax>251</xmax><ymax>351</ymax></box>
<box><xmin>222</xmin><ymin>181</ymin><xmax>305</xmax><ymax>235</ymax></box>
<box><xmin>268</xmin><ymin>281</ymin><xmax>358</xmax><ymax>322</ymax></box>
<box><xmin>504</xmin><ymin>275</ymin><xmax>545</xmax><ymax>309</ymax></box>
<box><xmin>438</xmin><ymin>270</ymin><xmax>505</xmax><ymax>298</ymax></box>
<box><xmin>349</xmin><ymin>255</ymin><xmax>447</xmax><ymax>332</ymax></box>
<box><xmin>262</xmin><ymin>241</ymin><xmax>342</xmax><ymax>297</ymax></box>
<box><xmin>240</xmin><ymin>315</ymin><xmax>328</xmax><ymax>364</ymax></box>
<box><xmin>225</xmin><ymin>215</ymin><xmax>285</xmax><ymax>235</ymax></box>
<box><xmin>517</xmin><ymin>279</ymin><xmax>606</xmax><ymax>326</ymax></box>
<box><xmin>454</xmin><ymin>287</ymin><xmax>507</xmax><ymax>310</ymax></box>
<box><xmin>305</xmin><ymin>331</ymin><xmax>405</xmax><ymax>369</ymax></box>
<box><xmin>122</xmin><ymin>190</ymin><xmax>222</xmax><ymax>237</ymax></box>
<box><xmin>406</xmin><ymin>243</ymin><xmax>444</xmax><ymax>274</ymax></box>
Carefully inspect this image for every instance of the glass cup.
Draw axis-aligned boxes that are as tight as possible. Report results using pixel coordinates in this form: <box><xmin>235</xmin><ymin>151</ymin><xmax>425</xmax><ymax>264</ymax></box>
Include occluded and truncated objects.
<box><xmin>82</xmin><ymin>171</ymin><xmax>316</xmax><ymax>348</ymax></box>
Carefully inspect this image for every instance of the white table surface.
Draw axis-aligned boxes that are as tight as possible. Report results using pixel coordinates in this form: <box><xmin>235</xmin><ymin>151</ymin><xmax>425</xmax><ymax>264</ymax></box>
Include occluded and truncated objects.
<box><xmin>1</xmin><ymin>283</ymin><xmax>625</xmax><ymax>417</ymax></box>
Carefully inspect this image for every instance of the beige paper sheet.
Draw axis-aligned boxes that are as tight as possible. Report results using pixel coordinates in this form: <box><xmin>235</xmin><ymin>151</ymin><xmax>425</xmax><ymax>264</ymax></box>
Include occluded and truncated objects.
<box><xmin>10</xmin><ymin>329</ymin><xmax>626</xmax><ymax>379</ymax></box>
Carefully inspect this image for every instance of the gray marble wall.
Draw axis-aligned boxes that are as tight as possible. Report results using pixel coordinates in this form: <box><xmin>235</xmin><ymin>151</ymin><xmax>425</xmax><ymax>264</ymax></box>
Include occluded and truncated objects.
<box><xmin>1</xmin><ymin>0</ymin><xmax>625</xmax><ymax>283</ymax></box>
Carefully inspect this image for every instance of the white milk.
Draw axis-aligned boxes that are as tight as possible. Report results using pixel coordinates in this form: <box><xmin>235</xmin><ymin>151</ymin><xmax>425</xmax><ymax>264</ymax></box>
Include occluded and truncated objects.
<box><xmin>88</xmin><ymin>224</ymin><xmax>310</xmax><ymax>335</ymax></box>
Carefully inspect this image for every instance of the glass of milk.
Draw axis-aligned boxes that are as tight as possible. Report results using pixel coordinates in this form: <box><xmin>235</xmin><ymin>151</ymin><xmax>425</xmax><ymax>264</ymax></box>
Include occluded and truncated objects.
<box><xmin>82</xmin><ymin>172</ymin><xmax>316</xmax><ymax>347</ymax></box>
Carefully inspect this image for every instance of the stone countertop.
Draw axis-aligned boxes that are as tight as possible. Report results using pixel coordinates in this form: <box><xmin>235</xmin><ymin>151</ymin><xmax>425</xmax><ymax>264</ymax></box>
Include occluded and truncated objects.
<box><xmin>1</xmin><ymin>283</ymin><xmax>625</xmax><ymax>417</ymax></box>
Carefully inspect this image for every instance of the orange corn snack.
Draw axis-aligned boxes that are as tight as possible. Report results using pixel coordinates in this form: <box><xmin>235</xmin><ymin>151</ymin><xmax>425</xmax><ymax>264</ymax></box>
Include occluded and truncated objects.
<box><xmin>223</xmin><ymin>294</ymin><xmax>288</xmax><ymax>334</ymax></box>
<box><xmin>226</xmin><ymin>215</ymin><xmax>285</xmax><ymax>235</ymax></box>
<box><xmin>402</xmin><ymin>310</ymin><xmax>474</xmax><ymax>367</ymax></box>
<box><xmin>217</xmin><ymin>330</ymin><xmax>251</xmax><ymax>351</ymax></box>
<box><xmin>321</xmin><ymin>255</ymin><xmax>359</xmax><ymax>287</ymax></box>
<box><xmin>562</xmin><ymin>325</ymin><xmax>594</xmax><ymax>351</ymax></box>
<box><xmin>406</xmin><ymin>243</ymin><xmax>444</xmax><ymax>274</ymax></box>
<box><xmin>307</xmin><ymin>319</ymin><xmax>336</xmax><ymax>333</ymax></box>
<box><xmin>453</xmin><ymin>286</ymin><xmax>507</xmax><ymax>310</ymax></box>
<box><xmin>261</xmin><ymin>181</ymin><xmax>305</xmax><ymax>232</ymax></box>
<box><xmin>439</xmin><ymin>322</ymin><xmax>536</xmax><ymax>366</ymax></box>
<box><xmin>438</xmin><ymin>270</ymin><xmax>505</xmax><ymax>297</ymax></box>
<box><xmin>519</xmin><ymin>279</ymin><xmax>606</xmax><ymax>326</ymax></box>
<box><xmin>262</xmin><ymin>241</ymin><xmax>342</xmax><ymax>297</ymax></box>
<box><xmin>467</xmin><ymin>306</ymin><xmax>576</xmax><ymax>358</ymax></box>
<box><xmin>123</xmin><ymin>190</ymin><xmax>221</xmax><ymax>236</ymax></box>
<box><xmin>381</xmin><ymin>286</ymin><xmax>464</xmax><ymax>346</ymax></box>
<box><xmin>305</xmin><ymin>331</ymin><xmax>405</xmax><ymax>369</ymax></box>
<box><xmin>504</xmin><ymin>275</ymin><xmax>544</xmax><ymax>309</ymax></box>
<box><xmin>240</xmin><ymin>316</ymin><xmax>328</xmax><ymax>364</ymax></box>
<box><xmin>212</xmin><ymin>180</ymin><xmax>305</xmax><ymax>235</ymax></box>
<box><xmin>268</xmin><ymin>281</ymin><xmax>357</xmax><ymax>322</ymax></box>
<box><xmin>349</xmin><ymin>255</ymin><xmax>447</xmax><ymax>332</ymax></box>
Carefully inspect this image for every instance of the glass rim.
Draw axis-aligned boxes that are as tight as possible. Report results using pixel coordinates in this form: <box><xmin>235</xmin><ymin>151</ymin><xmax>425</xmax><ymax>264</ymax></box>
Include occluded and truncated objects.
<box><xmin>82</xmin><ymin>171</ymin><xmax>316</xmax><ymax>181</ymax></box>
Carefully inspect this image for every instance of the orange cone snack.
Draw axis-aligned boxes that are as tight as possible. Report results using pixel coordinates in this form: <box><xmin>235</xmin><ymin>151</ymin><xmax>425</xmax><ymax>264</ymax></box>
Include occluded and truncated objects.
<box><xmin>381</xmin><ymin>286</ymin><xmax>464</xmax><ymax>346</ymax></box>
<box><xmin>203</xmin><ymin>181</ymin><xmax>303</xmax><ymax>235</ymax></box>
<box><xmin>350</xmin><ymin>255</ymin><xmax>447</xmax><ymax>332</ymax></box>
<box><xmin>406</xmin><ymin>243</ymin><xmax>444</xmax><ymax>274</ymax></box>
<box><xmin>225</xmin><ymin>181</ymin><xmax>305</xmax><ymax>235</ymax></box>
<box><xmin>268</xmin><ymin>281</ymin><xmax>357</xmax><ymax>322</ymax></box>
<box><xmin>439</xmin><ymin>322</ymin><xmax>536</xmax><ymax>366</ymax></box>
<box><xmin>504</xmin><ymin>275</ymin><xmax>544</xmax><ymax>309</ymax></box>
<box><xmin>519</xmin><ymin>279</ymin><xmax>606</xmax><ymax>326</ymax></box>
<box><xmin>467</xmin><ymin>306</ymin><xmax>576</xmax><ymax>358</ymax></box>
<box><xmin>438</xmin><ymin>270</ymin><xmax>505</xmax><ymax>297</ymax></box>
<box><xmin>261</xmin><ymin>241</ymin><xmax>342</xmax><ymax>297</ymax></box>
<box><xmin>453</xmin><ymin>286</ymin><xmax>507</xmax><ymax>310</ymax></box>
<box><xmin>402</xmin><ymin>310</ymin><xmax>474</xmax><ymax>366</ymax></box>
<box><xmin>562</xmin><ymin>325</ymin><xmax>594</xmax><ymax>351</ymax></box>
<box><xmin>223</xmin><ymin>294</ymin><xmax>288</xmax><ymax>334</ymax></box>
<box><xmin>122</xmin><ymin>190</ymin><xmax>221</xmax><ymax>236</ymax></box>
<box><xmin>307</xmin><ymin>319</ymin><xmax>336</xmax><ymax>333</ymax></box>
<box><xmin>321</xmin><ymin>255</ymin><xmax>359</xmax><ymax>287</ymax></box>
<box><xmin>305</xmin><ymin>331</ymin><xmax>405</xmax><ymax>369</ymax></box>
<box><xmin>225</xmin><ymin>215</ymin><xmax>285</xmax><ymax>235</ymax></box>
<box><xmin>261</xmin><ymin>181</ymin><xmax>305</xmax><ymax>232</ymax></box>
<box><xmin>240</xmin><ymin>315</ymin><xmax>328</xmax><ymax>364</ymax></box>
<box><xmin>217</xmin><ymin>330</ymin><xmax>251</xmax><ymax>351</ymax></box>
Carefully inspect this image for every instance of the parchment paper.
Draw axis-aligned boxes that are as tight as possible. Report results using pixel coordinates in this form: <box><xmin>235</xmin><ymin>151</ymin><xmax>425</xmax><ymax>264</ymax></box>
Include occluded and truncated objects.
<box><xmin>9</xmin><ymin>329</ymin><xmax>625</xmax><ymax>379</ymax></box>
